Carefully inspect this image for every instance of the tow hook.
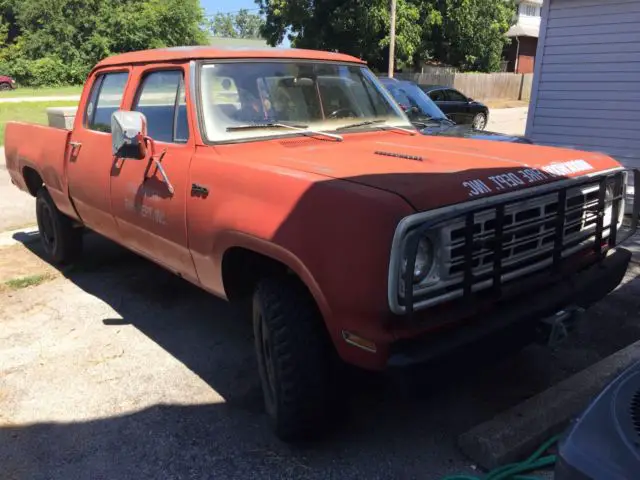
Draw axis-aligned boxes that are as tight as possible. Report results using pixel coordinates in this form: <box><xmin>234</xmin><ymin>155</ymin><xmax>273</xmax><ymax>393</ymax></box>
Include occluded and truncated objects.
<box><xmin>536</xmin><ymin>306</ymin><xmax>586</xmax><ymax>347</ymax></box>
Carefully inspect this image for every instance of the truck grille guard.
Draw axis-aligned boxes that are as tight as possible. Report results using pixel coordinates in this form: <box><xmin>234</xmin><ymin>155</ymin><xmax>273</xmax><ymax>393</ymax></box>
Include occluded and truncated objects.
<box><xmin>389</xmin><ymin>168</ymin><xmax>640</xmax><ymax>316</ymax></box>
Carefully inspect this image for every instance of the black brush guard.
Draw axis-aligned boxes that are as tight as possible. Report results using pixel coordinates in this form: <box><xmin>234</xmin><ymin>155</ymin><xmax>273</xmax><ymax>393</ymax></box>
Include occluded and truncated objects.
<box><xmin>399</xmin><ymin>169</ymin><xmax>640</xmax><ymax>317</ymax></box>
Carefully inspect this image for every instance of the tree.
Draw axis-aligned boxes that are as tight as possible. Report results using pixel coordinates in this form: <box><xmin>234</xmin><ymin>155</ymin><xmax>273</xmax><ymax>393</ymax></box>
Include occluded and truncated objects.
<box><xmin>256</xmin><ymin>0</ymin><xmax>515</xmax><ymax>72</ymax></box>
<box><xmin>0</xmin><ymin>0</ymin><xmax>208</xmax><ymax>85</ymax></box>
<box><xmin>433</xmin><ymin>0</ymin><xmax>515</xmax><ymax>72</ymax></box>
<box><xmin>210</xmin><ymin>9</ymin><xmax>264</xmax><ymax>39</ymax></box>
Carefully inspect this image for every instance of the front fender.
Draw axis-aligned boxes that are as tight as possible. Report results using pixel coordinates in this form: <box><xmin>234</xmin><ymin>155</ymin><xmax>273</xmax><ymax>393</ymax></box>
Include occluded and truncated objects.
<box><xmin>211</xmin><ymin>230</ymin><xmax>332</xmax><ymax>321</ymax></box>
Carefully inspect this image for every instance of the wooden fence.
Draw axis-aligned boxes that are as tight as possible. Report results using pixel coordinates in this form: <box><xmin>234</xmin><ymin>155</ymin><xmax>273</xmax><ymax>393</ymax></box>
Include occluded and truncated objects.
<box><xmin>393</xmin><ymin>72</ymin><xmax>533</xmax><ymax>101</ymax></box>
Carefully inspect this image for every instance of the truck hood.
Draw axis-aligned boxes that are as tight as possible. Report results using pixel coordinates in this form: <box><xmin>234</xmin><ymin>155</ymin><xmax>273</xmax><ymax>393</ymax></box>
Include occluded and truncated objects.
<box><xmin>266</xmin><ymin>132</ymin><xmax>621</xmax><ymax>211</ymax></box>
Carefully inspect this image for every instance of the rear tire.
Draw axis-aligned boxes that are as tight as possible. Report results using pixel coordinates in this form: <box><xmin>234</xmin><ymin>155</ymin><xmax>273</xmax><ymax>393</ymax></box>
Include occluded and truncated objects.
<box><xmin>253</xmin><ymin>277</ymin><xmax>333</xmax><ymax>441</ymax></box>
<box><xmin>0</xmin><ymin>83</ymin><xmax>11</xmax><ymax>91</ymax></box>
<box><xmin>36</xmin><ymin>187</ymin><xmax>83</xmax><ymax>265</ymax></box>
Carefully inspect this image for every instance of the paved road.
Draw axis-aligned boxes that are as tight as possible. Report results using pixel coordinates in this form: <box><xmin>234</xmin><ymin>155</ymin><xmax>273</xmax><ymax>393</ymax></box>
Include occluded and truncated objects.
<box><xmin>0</xmin><ymin>148</ymin><xmax>36</xmax><ymax>231</ymax></box>
<box><xmin>0</xmin><ymin>95</ymin><xmax>80</xmax><ymax>103</ymax></box>
<box><xmin>486</xmin><ymin>107</ymin><xmax>528</xmax><ymax>137</ymax></box>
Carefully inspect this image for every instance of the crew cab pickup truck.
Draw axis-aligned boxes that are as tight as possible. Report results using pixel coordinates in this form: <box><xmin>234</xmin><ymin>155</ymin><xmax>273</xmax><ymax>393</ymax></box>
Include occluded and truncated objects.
<box><xmin>4</xmin><ymin>47</ymin><xmax>637</xmax><ymax>440</ymax></box>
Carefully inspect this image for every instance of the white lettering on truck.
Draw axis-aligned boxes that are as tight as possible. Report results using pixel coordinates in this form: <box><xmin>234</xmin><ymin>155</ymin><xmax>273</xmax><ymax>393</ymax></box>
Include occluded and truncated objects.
<box><xmin>461</xmin><ymin>160</ymin><xmax>594</xmax><ymax>198</ymax></box>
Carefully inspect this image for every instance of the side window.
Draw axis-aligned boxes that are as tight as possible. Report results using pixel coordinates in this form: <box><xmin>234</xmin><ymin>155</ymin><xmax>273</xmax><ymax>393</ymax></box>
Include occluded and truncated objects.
<box><xmin>429</xmin><ymin>90</ymin><xmax>446</xmax><ymax>102</ymax></box>
<box><xmin>86</xmin><ymin>72</ymin><xmax>129</xmax><ymax>132</ymax></box>
<box><xmin>445</xmin><ymin>89</ymin><xmax>467</xmax><ymax>102</ymax></box>
<box><xmin>134</xmin><ymin>70</ymin><xmax>189</xmax><ymax>143</ymax></box>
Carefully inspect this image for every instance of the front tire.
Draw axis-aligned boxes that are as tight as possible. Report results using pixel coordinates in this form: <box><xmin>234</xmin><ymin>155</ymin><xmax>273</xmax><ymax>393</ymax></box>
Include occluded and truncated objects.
<box><xmin>253</xmin><ymin>277</ymin><xmax>333</xmax><ymax>441</ymax></box>
<box><xmin>472</xmin><ymin>113</ymin><xmax>487</xmax><ymax>130</ymax></box>
<box><xmin>0</xmin><ymin>83</ymin><xmax>11</xmax><ymax>91</ymax></box>
<box><xmin>36</xmin><ymin>187</ymin><xmax>83</xmax><ymax>264</ymax></box>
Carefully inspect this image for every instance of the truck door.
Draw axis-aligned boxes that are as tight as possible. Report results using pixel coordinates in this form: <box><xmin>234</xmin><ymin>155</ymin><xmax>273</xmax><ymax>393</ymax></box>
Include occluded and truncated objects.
<box><xmin>109</xmin><ymin>66</ymin><xmax>198</xmax><ymax>283</ymax></box>
<box><xmin>67</xmin><ymin>69</ymin><xmax>131</xmax><ymax>240</ymax></box>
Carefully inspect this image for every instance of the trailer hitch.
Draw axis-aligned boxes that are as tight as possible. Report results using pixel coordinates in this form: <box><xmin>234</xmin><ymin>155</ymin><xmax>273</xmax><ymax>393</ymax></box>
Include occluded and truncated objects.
<box><xmin>536</xmin><ymin>306</ymin><xmax>586</xmax><ymax>348</ymax></box>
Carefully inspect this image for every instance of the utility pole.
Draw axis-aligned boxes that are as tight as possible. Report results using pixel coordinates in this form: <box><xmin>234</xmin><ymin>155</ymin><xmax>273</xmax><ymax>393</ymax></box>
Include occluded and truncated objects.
<box><xmin>388</xmin><ymin>0</ymin><xmax>396</xmax><ymax>78</ymax></box>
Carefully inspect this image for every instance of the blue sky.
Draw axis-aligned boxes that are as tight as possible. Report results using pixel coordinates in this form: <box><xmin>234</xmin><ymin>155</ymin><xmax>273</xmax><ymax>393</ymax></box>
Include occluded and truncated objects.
<box><xmin>201</xmin><ymin>0</ymin><xmax>291</xmax><ymax>47</ymax></box>
<box><xmin>201</xmin><ymin>0</ymin><xmax>260</xmax><ymax>17</ymax></box>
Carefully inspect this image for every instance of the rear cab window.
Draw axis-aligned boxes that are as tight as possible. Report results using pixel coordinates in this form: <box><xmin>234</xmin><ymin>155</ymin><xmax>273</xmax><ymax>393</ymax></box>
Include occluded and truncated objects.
<box><xmin>85</xmin><ymin>72</ymin><xmax>129</xmax><ymax>132</ymax></box>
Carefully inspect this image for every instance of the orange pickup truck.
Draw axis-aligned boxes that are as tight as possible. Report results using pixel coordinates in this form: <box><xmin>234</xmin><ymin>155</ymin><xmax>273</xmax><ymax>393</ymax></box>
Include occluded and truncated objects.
<box><xmin>4</xmin><ymin>47</ymin><xmax>637</xmax><ymax>440</ymax></box>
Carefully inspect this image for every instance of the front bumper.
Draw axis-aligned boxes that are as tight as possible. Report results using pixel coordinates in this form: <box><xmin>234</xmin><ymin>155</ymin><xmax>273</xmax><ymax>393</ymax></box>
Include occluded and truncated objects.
<box><xmin>387</xmin><ymin>247</ymin><xmax>631</xmax><ymax>368</ymax></box>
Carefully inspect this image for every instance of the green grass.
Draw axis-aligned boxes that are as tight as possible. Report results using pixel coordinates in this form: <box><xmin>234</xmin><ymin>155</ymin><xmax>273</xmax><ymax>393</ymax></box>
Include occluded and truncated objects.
<box><xmin>0</xmin><ymin>101</ymin><xmax>78</xmax><ymax>145</ymax></box>
<box><xmin>2</xmin><ymin>273</ymin><xmax>56</xmax><ymax>291</ymax></box>
<box><xmin>0</xmin><ymin>85</ymin><xmax>83</xmax><ymax>98</ymax></box>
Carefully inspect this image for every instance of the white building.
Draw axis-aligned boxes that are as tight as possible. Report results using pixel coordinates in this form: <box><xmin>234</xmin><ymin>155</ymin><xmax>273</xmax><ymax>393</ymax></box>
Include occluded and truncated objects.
<box><xmin>526</xmin><ymin>0</ymin><xmax>640</xmax><ymax>179</ymax></box>
<box><xmin>504</xmin><ymin>0</ymin><xmax>544</xmax><ymax>73</ymax></box>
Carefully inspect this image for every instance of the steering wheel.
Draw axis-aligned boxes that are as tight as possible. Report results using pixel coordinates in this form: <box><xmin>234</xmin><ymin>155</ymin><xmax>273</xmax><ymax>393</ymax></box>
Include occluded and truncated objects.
<box><xmin>327</xmin><ymin>108</ymin><xmax>358</xmax><ymax>119</ymax></box>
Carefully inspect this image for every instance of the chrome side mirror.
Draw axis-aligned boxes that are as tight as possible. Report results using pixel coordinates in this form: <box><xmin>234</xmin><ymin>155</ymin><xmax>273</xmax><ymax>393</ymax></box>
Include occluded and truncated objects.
<box><xmin>111</xmin><ymin>110</ymin><xmax>147</xmax><ymax>159</ymax></box>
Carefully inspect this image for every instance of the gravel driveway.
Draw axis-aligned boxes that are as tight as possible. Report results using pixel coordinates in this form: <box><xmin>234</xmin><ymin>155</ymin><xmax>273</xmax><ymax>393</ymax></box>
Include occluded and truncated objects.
<box><xmin>3</xmin><ymin>234</ymin><xmax>640</xmax><ymax>480</ymax></box>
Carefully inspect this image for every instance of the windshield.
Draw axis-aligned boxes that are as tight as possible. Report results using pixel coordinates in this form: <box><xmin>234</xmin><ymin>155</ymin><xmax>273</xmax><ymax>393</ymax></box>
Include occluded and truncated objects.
<box><xmin>382</xmin><ymin>82</ymin><xmax>448</xmax><ymax>121</ymax></box>
<box><xmin>199</xmin><ymin>61</ymin><xmax>412</xmax><ymax>142</ymax></box>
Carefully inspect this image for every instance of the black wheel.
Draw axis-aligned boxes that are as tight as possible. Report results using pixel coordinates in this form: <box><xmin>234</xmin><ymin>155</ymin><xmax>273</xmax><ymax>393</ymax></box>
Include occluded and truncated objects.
<box><xmin>0</xmin><ymin>83</ymin><xmax>11</xmax><ymax>91</ymax></box>
<box><xmin>472</xmin><ymin>113</ymin><xmax>487</xmax><ymax>130</ymax></box>
<box><xmin>36</xmin><ymin>187</ymin><xmax>83</xmax><ymax>264</ymax></box>
<box><xmin>253</xmin><ymin>277</ymin><xmax>334</xmax><ymax>441</ymax></box>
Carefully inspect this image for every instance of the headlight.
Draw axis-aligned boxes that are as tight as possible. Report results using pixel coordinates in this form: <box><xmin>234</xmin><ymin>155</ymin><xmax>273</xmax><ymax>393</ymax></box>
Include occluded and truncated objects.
<box><xmin>402</xmin><ymin>237</ymin><xmax>435</xmax><ymax>284</ymax></box>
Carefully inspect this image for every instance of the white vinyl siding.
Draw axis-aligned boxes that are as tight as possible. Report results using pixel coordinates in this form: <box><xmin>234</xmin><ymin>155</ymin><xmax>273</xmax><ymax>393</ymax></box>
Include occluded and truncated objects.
<box><xmin>527</xmin><ymin>0</ymin><xmax>640</xmax><ymax>171</ymax></box>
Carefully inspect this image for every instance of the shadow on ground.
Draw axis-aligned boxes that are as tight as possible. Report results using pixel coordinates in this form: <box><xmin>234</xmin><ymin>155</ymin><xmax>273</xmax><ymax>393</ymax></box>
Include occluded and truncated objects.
<box><xmin>3</xmin><ymin>232</ymin><xmax>640</xmax><ymax>479</ymax></box>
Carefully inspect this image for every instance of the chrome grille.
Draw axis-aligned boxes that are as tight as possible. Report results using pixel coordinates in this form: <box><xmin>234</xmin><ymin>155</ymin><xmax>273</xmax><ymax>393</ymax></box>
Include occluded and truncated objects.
<box><xmin>443</xmin><ymin>184</ymin><xmax>605</xmax><ymax>278</ymax></box>
<box><xmin>394</xmin><ymin>171</ymin><xmax>629</xmax><ymax>314</ymax></box>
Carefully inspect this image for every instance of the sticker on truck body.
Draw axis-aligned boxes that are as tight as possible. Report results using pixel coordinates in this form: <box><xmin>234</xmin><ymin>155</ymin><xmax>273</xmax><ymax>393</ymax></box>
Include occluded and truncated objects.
<box><xmin>462</xmin><ymin>160</ymin><xmax>594</xmax><ymax>198</ymax></box>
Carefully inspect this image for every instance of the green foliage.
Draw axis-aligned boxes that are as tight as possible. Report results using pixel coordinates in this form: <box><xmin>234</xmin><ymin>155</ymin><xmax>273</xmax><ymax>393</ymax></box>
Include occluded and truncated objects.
<box><xmin>0</xmin><ymin>100</ymin><xmax>77</xmax><ymax>145</ymax></box>
<box><xmin>256</xmin><ymin>0</ymin><xmax>516</xmax><ymax>72</ymax></box>
<box><xmin>0</xmin><ymin>0</ymin><xmax>208</xmax><ymax>86</ymax></box>
<box><xmin>436</xmin><ymin>0</ymin><xmax>516</xmax><ymax>72</ymax></box>
<box><xmin>209</xmin><ymin>9</ymin><xmax>265</xmax><ymax>39</ymax></box>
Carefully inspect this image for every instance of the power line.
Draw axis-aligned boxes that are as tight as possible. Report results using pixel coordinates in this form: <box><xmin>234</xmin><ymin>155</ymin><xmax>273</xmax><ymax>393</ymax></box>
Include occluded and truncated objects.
<box><xmin>203</xmin><ymin>7</ymin><xmax>261</xmax><ymax>17</ymax></box>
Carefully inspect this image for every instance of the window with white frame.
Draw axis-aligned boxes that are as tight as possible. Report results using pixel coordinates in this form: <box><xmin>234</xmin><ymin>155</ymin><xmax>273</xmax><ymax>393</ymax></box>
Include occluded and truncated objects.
<box><xmin>519</xmin><ymin>3</ymin><xmax>540</xmax><ymax>16</ymax></box>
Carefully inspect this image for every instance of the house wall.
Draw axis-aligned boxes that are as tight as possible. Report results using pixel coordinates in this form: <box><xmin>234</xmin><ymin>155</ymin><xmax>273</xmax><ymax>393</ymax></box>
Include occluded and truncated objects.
<box><xmin>505</xmin><ymin>37</ymin><xmax>539</xmax><ymax>74</ymax></box>
<box><xmin>526</xmin><ymin>0</ymin><xmax>640</xmax><ymax>172</ymax></box>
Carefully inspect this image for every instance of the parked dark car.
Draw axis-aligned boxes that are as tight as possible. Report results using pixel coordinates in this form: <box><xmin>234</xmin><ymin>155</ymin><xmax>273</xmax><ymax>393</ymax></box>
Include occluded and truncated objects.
<box><xmin>0</xmin><ymin>75</ymin><xmax>16</xmax><ymax>91</ymax></box>
<box><xmin>419</xmin><ymin>84</ymin><xmax>489</xmax><ymax>130</ymax></box>
<box><xmin>378</xmin><ymin>77</ymin><xmax>530</xmax><ymax>144</ymax></box>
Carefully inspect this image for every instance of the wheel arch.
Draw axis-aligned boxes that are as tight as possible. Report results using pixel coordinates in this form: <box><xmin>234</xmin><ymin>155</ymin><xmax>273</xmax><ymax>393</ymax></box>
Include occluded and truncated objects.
<box><xmin>218</xmin><ymin>234</ymin><xmax>332</xmax><ymax>324</ymax></box>
<box><xmin>22</xmin><ymin>166</ymin><xmax>44</xmax><ymax>197</ymax></box>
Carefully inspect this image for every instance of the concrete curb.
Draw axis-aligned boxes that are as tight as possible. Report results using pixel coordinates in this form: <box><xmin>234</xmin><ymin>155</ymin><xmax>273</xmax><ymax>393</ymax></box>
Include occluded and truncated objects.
<box><xmin>0</xmin><ymin>226</ymin><xmax>39</xmax><ymax>248</ymax></box>
<box><xmin>458</xmin><ymin>339</ymin><xmax>640</xmax><ymax>470</ymax></box>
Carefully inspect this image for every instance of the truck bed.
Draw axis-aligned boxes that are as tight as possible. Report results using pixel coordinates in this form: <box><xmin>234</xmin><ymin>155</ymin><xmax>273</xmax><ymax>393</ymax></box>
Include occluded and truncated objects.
<box><xmin>4</xmin><ymin>122</ymin><xmax>76</xmax><ymax>219</ymax></box>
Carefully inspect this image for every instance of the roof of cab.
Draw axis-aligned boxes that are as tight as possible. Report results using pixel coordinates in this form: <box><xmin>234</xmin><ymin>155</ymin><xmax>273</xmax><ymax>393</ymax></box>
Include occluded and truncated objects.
<box><xmin>94</xmin><ymin>46</ymin><xmax>366</xmax><ymax>69</ymax></box>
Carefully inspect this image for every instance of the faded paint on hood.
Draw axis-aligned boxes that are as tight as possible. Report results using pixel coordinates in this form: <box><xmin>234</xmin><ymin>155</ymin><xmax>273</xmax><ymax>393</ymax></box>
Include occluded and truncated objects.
<box><xmin>225</xmin><ymin>131</ymin><xmax>622</xmax><ymax>212</ymax></box>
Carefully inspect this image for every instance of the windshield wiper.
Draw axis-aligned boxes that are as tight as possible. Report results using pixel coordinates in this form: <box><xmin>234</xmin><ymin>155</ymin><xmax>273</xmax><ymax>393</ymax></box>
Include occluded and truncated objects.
<box><xmin>413</xmin><ymin>117</ymin><xmax>456</xmax><ymax>128</ymax></box>
<box><xmin>336</xmin><ymin>119</ymin><xmax>416</xmax><ymax>135</ymax></box>
<box><xmin>227</xmin><ymin>122</ymin><xmax>343</xmax><ymax>142</ymax></box>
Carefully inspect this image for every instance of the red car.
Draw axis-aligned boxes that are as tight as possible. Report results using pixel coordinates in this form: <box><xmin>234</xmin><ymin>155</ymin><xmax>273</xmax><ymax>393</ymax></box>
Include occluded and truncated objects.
<box><xmin>0</xmin><ymin>75</ymin><xmax>16</xmax><ymax>90</ymax></box>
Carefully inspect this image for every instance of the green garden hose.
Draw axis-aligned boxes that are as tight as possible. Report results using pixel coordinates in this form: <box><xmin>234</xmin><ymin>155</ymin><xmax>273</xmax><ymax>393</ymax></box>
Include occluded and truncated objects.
<box><xmin>441</xmin><ymin>435</ymin><xmax>561</xmax><ymax>480</ymax></box>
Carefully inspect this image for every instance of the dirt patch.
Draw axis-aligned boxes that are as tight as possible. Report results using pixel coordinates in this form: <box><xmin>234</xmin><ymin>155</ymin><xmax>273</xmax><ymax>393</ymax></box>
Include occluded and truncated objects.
<box><xmin>0</xmin><ymin>244</ymin><xmax>59</xmax><ymax>286</ymax></box>
<box><xmin>485</xmin><ymin>99</ymin><xmax>529</xmax><ymax>109</ymax></box>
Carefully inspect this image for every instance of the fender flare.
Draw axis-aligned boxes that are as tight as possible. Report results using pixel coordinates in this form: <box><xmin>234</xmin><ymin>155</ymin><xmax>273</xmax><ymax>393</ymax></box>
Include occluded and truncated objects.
<box><xmin>212</xmin><ymin>230</ymin><xmax>332</xmax><ymax>322</ymax></box>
